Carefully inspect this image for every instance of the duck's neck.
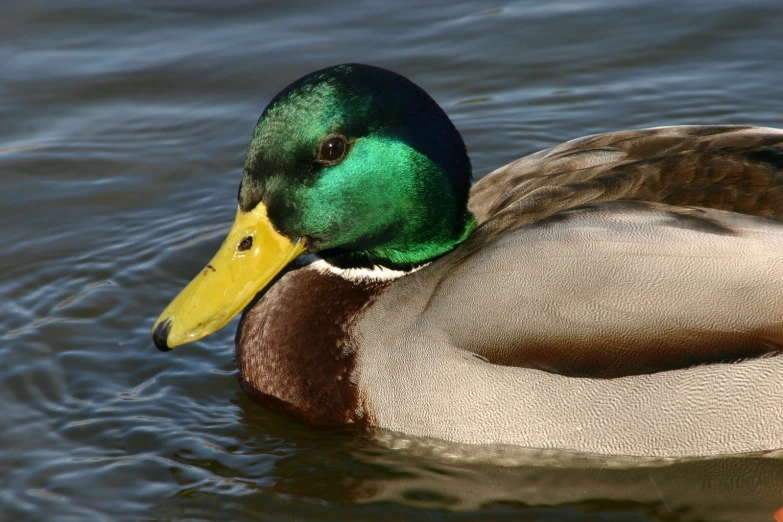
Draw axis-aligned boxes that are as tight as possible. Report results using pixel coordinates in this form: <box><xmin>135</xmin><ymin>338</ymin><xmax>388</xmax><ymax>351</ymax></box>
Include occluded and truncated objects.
<box><xmin>235</xmin><ymin>264</ymin><xmax>391</xmax><ymax>427</ymax></box>
<box><xmin>322</xmin><ymin>211</ymin><xmax>477</xmax><ymax>271</ymax></box>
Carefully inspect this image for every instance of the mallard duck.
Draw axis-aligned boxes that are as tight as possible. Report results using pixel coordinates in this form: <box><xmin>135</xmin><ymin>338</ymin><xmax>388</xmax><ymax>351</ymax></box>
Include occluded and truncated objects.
<box><xmin>152</xmin><ymin>63</ymin><xmax>783</xmax><ymax>458</ymax></box>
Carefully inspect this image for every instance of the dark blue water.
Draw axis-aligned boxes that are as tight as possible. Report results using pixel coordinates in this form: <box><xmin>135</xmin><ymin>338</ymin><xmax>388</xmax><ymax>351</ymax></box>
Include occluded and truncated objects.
<box><xmin>3</xmin><ymin>1</ymin><xmax>783</xmax><ymax>520</ymax></box>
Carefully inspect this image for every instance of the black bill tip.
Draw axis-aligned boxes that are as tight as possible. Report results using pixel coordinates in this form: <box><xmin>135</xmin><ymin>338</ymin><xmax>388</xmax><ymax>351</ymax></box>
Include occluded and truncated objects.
<box><xmin>152</xmin><ymin>318</ymin><xmax>173</xmax><ymax>352</ymax></box>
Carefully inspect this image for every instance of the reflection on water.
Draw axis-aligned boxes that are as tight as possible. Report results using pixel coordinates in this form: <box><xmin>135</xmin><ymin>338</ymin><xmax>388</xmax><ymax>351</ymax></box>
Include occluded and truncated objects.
<box><xmin>3</xmin><ymin>0</ymin><xmax>783</xmax><ymax>520</ymax></box>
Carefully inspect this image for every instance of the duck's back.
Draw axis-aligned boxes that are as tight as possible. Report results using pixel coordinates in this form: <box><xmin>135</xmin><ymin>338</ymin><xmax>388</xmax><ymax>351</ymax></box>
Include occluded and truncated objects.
<box><xmin>469</xmin><ymin>125</ymin><xmax>783</xmax><ymax>230</ymax></box>
<box><xmin>449</xmin><ymin>125</ymin><xmax>783</xmax><ymax>376</ymax></box>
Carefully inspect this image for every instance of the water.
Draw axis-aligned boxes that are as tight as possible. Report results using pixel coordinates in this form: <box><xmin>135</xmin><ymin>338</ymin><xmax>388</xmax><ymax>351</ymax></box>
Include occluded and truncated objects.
<box><xmin>3</xmin><ymin>1</ymin><xmax>783</xmax><ymax>520</ymax></box>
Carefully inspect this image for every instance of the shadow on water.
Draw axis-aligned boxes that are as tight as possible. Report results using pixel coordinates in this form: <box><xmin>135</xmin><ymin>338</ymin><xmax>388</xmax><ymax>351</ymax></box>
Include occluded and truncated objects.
<box><xmin>153</xmin><ymin>393</ymin><xmax>783</xmax><ymax>521</ymax></box>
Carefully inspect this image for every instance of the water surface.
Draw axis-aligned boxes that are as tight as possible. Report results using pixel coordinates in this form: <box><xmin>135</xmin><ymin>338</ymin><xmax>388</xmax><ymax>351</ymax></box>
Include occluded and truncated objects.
<box><xmin>3</xmin><ymin>1</ymin><xmax>783</xmax><ymax>520</ymax></box>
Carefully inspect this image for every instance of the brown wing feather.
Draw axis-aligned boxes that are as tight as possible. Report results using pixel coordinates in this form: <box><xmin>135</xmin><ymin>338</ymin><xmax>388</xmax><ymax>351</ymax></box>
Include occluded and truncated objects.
<box><xmin>469</xmin><ymin>126</ymin><xmax>783</xmax><ymax>236</ymax></box>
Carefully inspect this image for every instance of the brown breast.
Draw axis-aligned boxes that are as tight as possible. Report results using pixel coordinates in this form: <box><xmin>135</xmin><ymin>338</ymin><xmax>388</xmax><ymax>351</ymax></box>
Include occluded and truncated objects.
<box><xmin>235</xmin><ymin>266</ymin><xmax>388</xmax><ymax>427</ymax></box>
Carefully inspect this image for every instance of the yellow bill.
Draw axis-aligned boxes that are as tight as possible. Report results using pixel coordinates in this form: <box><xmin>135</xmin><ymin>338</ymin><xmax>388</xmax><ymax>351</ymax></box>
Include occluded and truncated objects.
<box><xmin>152</xmin><ymin>203</ymin><xmax>305</xmax><ymax>351</ymax></box>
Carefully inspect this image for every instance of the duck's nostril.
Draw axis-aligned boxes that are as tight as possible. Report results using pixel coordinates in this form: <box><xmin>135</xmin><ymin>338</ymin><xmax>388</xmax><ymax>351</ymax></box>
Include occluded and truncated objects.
<box><xmin>152</xmin><ymin>318</ymin><xmax>173</xmax><ymax>352</ymax></box>
<box><xmin>238</xmin><ymin>236</ymin><xmax>253</xmax><ymax>251</ymax></box>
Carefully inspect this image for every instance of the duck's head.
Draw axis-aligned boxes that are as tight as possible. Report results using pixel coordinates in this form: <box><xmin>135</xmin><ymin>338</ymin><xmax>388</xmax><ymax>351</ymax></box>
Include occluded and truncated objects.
<box><xmin>152</xmin><ymin>64</ymin><xmax>474</xmax><ymax>350</ymax></box>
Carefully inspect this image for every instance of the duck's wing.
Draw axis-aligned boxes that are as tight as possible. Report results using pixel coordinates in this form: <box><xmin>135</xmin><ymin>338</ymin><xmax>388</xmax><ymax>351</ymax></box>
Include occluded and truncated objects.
<box><xmin>469</xmin><ymin>125</ymin><xmax>783</xmax><ymax>239</ymax></box>
<box><xmin>421</xmin><ymin>200</ymin><xmax>783</xmax><ymax>378</ymax></box>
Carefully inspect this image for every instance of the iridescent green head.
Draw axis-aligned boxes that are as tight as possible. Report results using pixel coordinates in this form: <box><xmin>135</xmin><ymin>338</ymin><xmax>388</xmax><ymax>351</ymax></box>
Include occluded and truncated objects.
<box><xmin>152</xmin><ymin>64</ymin><xmax>476</xmax><ymax>350</ymax></box>
<box><xmin>238</xmin><ymin>63</ymin><xmax>475</xmax><ymax>270</ymax></box>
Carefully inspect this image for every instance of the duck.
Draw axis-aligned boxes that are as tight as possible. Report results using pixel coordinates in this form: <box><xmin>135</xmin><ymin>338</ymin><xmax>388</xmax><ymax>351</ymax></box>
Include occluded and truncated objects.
<box><xmin>152</xmin><ymin>63</ymin><xmax>783</xmax><ymax>458</ymax></box>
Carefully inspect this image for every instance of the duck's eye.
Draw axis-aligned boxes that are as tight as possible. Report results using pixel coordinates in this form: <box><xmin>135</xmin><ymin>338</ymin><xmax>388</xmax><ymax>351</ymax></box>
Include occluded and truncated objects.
<box><xmin>318</xmin><ymin>136</ymin><xmax>347</xmax><ymax>164</ymax></box>
<box><xmin>238</xmin><ymin>236</ymin><xmax>253</xmax><ymax>252</ymax></box>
